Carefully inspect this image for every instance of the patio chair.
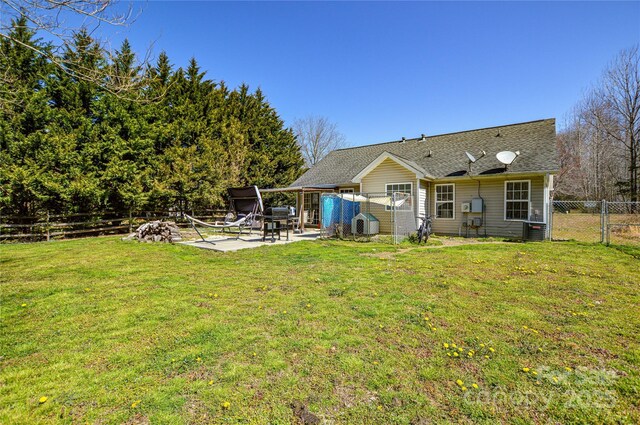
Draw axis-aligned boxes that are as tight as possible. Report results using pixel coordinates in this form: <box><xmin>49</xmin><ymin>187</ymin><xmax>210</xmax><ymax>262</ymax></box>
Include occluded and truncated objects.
<box><xmin>184</xmin><ymin>185</ymin><xmax>264</xmax><ymax>244</ymax></box>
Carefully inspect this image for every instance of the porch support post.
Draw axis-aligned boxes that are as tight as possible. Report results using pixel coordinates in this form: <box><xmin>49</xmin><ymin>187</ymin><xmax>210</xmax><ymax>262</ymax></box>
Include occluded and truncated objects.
<box><xmin>299</xmin><ymin>190</ymin><xmax>305</xmax><ymax>232</ymax></box>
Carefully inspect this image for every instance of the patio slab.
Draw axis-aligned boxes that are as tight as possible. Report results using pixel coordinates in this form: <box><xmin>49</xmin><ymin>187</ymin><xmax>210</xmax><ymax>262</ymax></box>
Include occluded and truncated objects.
<box><xmin>180</xmin><ymin>230</ymin><xmax>322</xmax><ymax>252</ymax></box>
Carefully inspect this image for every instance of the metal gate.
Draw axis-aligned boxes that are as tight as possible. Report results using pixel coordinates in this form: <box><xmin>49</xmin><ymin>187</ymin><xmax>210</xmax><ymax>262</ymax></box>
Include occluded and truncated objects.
<box><xmin>551</xmin><ymin>200</ymin><xmax>640</xmax><ymax>245</ymax></box>
<box><xmin>320</xmin><ymin>192</ymin><xmax>416</xmax><ymax>244</ymax></box>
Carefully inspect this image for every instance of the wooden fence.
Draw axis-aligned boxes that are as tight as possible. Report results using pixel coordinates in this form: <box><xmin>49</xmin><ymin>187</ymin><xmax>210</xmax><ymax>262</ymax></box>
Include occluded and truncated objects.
<box><xmin>0</xmin><ymin>210</ymin><xmax>228</xmax><ymax>242</ymax></box>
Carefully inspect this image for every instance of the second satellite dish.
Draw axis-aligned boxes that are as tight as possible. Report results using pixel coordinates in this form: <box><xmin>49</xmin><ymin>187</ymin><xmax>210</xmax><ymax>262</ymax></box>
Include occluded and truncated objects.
<box><xmin>496</xmin><ymin>150</ymin><xmax>520</xmax><ymax>165</ymax></box>
<box><xmin>465</xmin><ymin>151</ymin><xmax>476</xmax><ymax>163</ymax></box>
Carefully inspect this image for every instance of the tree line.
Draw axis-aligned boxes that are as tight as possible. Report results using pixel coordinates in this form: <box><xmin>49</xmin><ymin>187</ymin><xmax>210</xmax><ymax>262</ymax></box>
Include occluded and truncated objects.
<box><xmin>556</xmin><ymin>46</ymin><xmax>639</xmax><ymax>202</ymax></box>
<box><xmin>0</xmin><ymin>17</ymin><xmax>304</xmax><ymax>217</ymax></box>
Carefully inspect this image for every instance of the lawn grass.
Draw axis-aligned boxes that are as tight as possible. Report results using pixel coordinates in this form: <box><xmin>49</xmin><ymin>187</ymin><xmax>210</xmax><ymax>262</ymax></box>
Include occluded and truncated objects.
<box><xmin>1</xmin><ymin>237</ymin><xmax>639</xmax><ymax>424</ymax></box>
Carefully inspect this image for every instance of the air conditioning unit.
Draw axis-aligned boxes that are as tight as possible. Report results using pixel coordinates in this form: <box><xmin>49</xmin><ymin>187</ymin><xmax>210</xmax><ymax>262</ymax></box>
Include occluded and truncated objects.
<box><xmin>351</xmin><ymin>213</ymin><xmax>379</xmax><ymax>235</ymax></box>
<box><xmin>461</xmin><ymin>202</ymin><xmax>471</xmax><ymax>213</ymax></box>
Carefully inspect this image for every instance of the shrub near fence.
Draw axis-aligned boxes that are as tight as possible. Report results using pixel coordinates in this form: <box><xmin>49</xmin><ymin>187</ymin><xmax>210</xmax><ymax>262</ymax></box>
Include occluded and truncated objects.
<box><xmin>0</xmin><ymin>210</ymin><xmax>228</xmax><ymax>242</ymax></box>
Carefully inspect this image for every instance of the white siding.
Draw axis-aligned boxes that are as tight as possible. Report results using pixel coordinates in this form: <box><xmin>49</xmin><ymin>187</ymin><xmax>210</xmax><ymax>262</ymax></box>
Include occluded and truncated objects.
<box><xmin>418</xmin><ymin>180</ymin><xmax>428</xmax><ymax>217</ymax></box>
<box><xmin>429</xmin><ymin>175</ymin><xmax>545</xmax><ymax>238</ymax></box>
<box><xmin>361</xmin><ymin>158</ymin><xmax>416</xmax><ymax>234</ymax></box>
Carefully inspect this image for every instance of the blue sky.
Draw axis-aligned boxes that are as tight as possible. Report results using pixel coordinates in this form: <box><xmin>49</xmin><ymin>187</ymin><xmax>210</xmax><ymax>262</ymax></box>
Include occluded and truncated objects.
<box><xmin>100</xmin><ymin>1</ymin><xmax>639</xmax><ymax>147</ymax></box>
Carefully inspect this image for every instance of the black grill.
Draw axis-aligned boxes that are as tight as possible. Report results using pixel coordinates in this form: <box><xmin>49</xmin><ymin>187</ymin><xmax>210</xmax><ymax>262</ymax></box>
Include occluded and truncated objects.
<box><xmin>263</xmin><ymin>206</ymin><xmax>295</xmax><ymax>242</ymax></box>
<box><xmin>264</xmin><ymin>207</ymin><xmax>290</xmax><ymax>219</ymax></box>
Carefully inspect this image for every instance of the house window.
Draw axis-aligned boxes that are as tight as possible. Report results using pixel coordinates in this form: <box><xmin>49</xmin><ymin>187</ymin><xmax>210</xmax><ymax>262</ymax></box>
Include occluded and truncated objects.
<box><xmin>505</xmin><ymin>180</ymin><xmax>530</xmax><ymax>221</ymax></box>
<box><xmin>435</xmin><ymin>184</ymin><xmax>455</xmax><ymax>219</ymax></box>
<box><xmin>385</xmin><ymin>182</ymin><xmax>412</xmax><ymax>211</ymax></box>
<box><xmin>339</xmin><ymin>188</ymin><xmax>354</xmax><ymax>193</ymax></box>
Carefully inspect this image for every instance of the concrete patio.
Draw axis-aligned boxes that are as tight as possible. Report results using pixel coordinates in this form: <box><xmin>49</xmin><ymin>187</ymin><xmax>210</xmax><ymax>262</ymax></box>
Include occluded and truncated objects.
<box><xmin>180</xmin><ymin>229</ymin><xmax>322</xmax><ymax>252</ymax></box>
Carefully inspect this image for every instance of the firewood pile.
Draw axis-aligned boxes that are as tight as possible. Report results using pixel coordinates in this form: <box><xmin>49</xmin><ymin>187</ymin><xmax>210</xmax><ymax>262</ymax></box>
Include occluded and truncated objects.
<box><xmin>124</xmin><ymin>221</ymin><xmax>182</xmax><ymax>243</ymax></box>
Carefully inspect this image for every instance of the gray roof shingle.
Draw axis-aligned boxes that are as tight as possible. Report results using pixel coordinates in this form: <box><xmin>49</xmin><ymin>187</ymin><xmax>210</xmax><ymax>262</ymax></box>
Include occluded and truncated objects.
<box><xmin>290</xmin><ymin>118</ymin><xmax>558</xmax><ymax>187</ymax></box>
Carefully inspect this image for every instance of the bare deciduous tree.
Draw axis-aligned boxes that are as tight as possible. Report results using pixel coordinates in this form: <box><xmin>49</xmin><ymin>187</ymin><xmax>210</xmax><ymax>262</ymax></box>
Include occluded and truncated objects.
<box><xmin>293</xmin><ymin>115</ymin><xmax>346</xmax><ymax>167</ymax></box>
<box><xmin>556</xmin><ymin>45</ymin><xmax>639</xmax><ymax>202</ymax></box>
<box><xmin>589</xmin><ymin>45</ymin><xmax>640</xmax><ymax>201</ymax></box>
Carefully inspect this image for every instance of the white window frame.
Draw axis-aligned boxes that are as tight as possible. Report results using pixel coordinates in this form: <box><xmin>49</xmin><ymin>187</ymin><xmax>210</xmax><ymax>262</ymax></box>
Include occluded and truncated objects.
<box><xmin>385</xmin><ymin>182</ymin><xmax>413</xmax><ymax>211</ymax></box>
<box><xmin>434</xmin><ymin>183</ymin><xmax>455</xmax><ymax>220</ymax></box>
<box><xmin>504</xmin><ymin>180</ymin><xmax>531</xmax><ymax>221</ymax></box>
<box><xmin>339</xmin><ymin>188</ymin><xmax>354</xmax><ymax>193</ymax></box>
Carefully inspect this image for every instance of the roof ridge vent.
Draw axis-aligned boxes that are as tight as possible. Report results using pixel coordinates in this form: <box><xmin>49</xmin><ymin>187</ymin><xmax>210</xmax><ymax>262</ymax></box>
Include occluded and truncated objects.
<box><xmin>421</xmin><ymin>134</ymin><xmax>427</xmax><ymax>141</ymax></box>
<box><xmin>401</xmin><ymin>137</ymin><xmax>406</xmax><ymax>143</ymax></box>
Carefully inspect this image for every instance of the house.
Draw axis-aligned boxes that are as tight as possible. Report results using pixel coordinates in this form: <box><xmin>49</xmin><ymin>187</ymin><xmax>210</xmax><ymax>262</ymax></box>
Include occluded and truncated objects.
<box><xmin>265</xmin><ymin>118</ymin><xmax>559</xmax><ymax>238</ymax></box>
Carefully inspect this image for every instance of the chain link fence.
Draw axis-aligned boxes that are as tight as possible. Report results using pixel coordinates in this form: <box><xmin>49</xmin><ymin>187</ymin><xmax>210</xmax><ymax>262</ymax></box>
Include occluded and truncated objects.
<box><xmin>605</xmin><ymin>202</ymin><xmax>640</xmax><ymax>245</ymax></box>
<box><xmin>320</xmin><ymin>192</ymin><xmax>415</xmax><ymax>244</ymax></box>
<box><xmin>551</xmin><ymin>200</ymin><xmax>640</xmax><ymax>245</ymax></box>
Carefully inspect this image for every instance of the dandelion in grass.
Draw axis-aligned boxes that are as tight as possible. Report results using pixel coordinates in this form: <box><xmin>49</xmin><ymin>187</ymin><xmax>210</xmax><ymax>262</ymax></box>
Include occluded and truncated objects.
<box><xmin>377</xmin><ymin>405</ymin><xmax>383</xmax><ymax>411</ymax></box>
<box><xmin>283</xmin><ymin>310</ymin><xmax>287</xmax><ymax>314</ymax></box>
<box><xmin>447</xmin><ymin>352</ymin><xmax>452</xmax><ymax>357</ymax></box>
<box><xmin>484</xmin><ymin>355</ymin><xmax>489</xmax><ymax>359</ymax></box>
<box><xmin>479</xmin><ymin>343</ymin><xmax>485</xmax><ymax>348</ymax></box>
<box><xmin>252</xmin><ymin>352</ymin><xmax>257</xmax><ymax>357</ymax></box>
<box><xmin>208</xmin><ymin>380</ymin><xmax>214</xmax><ymax>385</ymax></box>
<box><xmin>431</xmin><ymin>327</ymin><xmax>437</xmax><ymax>331</ymax></box>
<box><xmin>472</xmin><ymin>384</ymin><xmax>479</xmax><ymax>389</ymax></box>
<box><xmin>451</xmin><ymin>343</ymin><xmax>457</xmax><ymax>348</ymax></box>
<box><xmin>489</xmin><ymin>347</ymin><xmax>495</xmax><ymax>353</ymax></box>
<box><xmin>221</xmin><ymin>401</ymin><xmax>231</xmax><ymax>410</ymax></box>
<box><xmin>453</xmin><ymin>352</ymin><xmax>459</xmax><ymax>357</ymax></box>
<box><xmin>379</xmin><ymin>324</ymin><xmax>384</xmax><ymax>329</ymax></box>
<box><xmin>214</xmin><ymin>293</ymin><xmax>219</xmax><ymax>298</ymax></box>
<box><xmin>131</xmin><ymin>400</ymin><xmax>141</xmax><ymax>408</ymax></box>
<box><xmin>84</xmin><ymin>288</ymin><xmax>90</xmax><ymax>292</ymax></box>
<box><xmin>196</xmin><ymin>357</ymin><xmax>202</xmax><ymax>362</ymax></box>
<box><xmin>522</xmin><ymin>367</ymin><xmax>530</xmax><ymax>373</ymax></box>
<box><xmin>21</xmin><ymin>303</ymin><xmax>27</xmax><ymax>307</ymax></box>
<box><xmin>461</xmin><ymin>386</ymin><xmax>467</xmax><ymax>391</ymax></box>
<box><xmin>39</xmin><ymin>396</ymin><xmax>47</xmax><ymax>404</ymax></box>
<box><xmin>306</xmin><ymin>304</ymin><xmax>311</xmax><ymax>308</ymax></box>
<box><xmin>208</xmin><ymin>293</ymin><xmax>213</xmax><ymax>297</ymax></box>
<box><xmin>443</xmin><ymin>343</ymin><xmax>449</xmax><ymax>348</ymax></box>
<box><xmin>456</xmin><ymin>379</ymin><xmax>464</xmax><ymax>386</ymax></box>
<box><xmin>532</xmin><ymin>371</ymin><xmax>538</xmax><ymax>376</ymax></box>
<box><xmin>565</xmin><ymin>367</ymin><xmax>572</xmax><ymax>371</ymax></box>
<box><xmin>458</xmin><ymin>347</ymin><xmax>463</xmax><ymax>352</ymax></box>
<box><xmin>373</xmin><ymin>361</ymin><xmax>379</xmax><ymax>365</ymax></box>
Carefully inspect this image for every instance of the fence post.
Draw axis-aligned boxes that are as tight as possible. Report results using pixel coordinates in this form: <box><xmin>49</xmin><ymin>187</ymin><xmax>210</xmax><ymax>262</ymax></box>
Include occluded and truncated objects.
<box><xmin>129</xmin><ymin>209</ymin><xmax>133</xmax><ymax>233</ymax></box>
<box><xmin>600</xmin><ymin>200</ymin><xmax>605</xmax><ymax>244</ymax></box>
<box><xmin>604</xmin><ymin>200</ymin><xmax>610</xmax><ymax>245</ymax></box>
<box><xmin>46</xmin><ymin>210</ymin><xmax>50</xmax><ymax>242</ymax></box>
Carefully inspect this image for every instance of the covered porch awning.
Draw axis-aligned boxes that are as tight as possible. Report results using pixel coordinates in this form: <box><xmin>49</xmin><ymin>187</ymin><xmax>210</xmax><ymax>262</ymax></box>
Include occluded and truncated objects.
<box><xmin>259</xmin><ymin>185</ymin><xmax>339</xmax><ymax>231</ymax></box>
<box><xmin>259</xmin><ymin>185</ymin><xmax>339</xmax><ymax>193</ymax></box>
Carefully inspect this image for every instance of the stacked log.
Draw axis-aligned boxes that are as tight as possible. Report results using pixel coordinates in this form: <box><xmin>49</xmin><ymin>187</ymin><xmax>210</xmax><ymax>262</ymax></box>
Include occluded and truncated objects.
<box><xmin>124</xmin><ymin>221</ymin><xmax>182</xmax><ymax>243</ymax></box>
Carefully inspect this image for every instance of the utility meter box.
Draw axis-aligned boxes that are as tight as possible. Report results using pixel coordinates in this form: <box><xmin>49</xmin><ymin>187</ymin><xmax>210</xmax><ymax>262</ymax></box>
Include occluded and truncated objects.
<box><xmin>461</xmin><ymin>202</ymin><xmax>471</xmax><ymax>213</ymax></box>
<box><xmin>471</xmin><ymin>198</ymin><xmax>484</xmax><ymax>213</ymax></box>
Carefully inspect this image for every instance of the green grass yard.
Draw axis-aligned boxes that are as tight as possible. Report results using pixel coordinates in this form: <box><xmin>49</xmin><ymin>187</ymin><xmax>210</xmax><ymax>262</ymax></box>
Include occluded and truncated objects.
<box><xmin>1</xmin><ymin>237</ymin><xmax>639</xmax><ymax>424</ymax></box>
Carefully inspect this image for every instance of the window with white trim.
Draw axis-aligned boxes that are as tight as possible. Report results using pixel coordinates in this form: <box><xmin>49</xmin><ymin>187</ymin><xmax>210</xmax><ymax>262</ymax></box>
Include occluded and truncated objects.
<box><xmin>435</xmin><ymin>184</ymin><xmax>455</xmax><ymax>219</ymax></box>
<box><xmin>505</xmin><ymin>180</ymin><xmax>530</xmax><ymax>221</ymax></box>
<box><xmin>385</xmin><ymin>182</ymin><xmax>412</xmax><ymax>211</ymax></box>
<box><xmin>339</xmin><ymin>188</ymin><xmax>354</xmax><ymax>193</ymax></box>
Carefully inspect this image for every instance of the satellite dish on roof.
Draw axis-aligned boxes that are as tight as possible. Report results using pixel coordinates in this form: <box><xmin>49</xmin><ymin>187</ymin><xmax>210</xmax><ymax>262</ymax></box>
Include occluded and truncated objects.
<box><xmin>496</xmin><ymin>150</ymin><xmax>520</xmax><ymax>165</ymax></box>
<box><xmin>465</xmin><ymin>151</ymin><xmax>476</xmax><ymax>163</ymax></box>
